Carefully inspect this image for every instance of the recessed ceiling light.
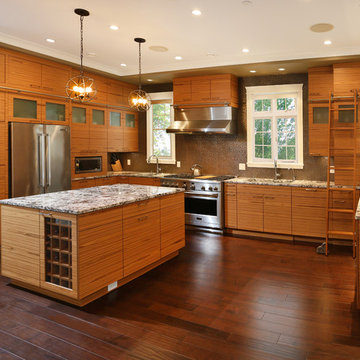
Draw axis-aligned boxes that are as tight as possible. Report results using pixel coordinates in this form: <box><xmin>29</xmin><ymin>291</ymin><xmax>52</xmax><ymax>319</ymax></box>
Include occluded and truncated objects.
<box><xmin>149</xmin><ymin>45</ymin><xmax>168</xmax><ymax>52</ymax></box>
<box><xmin>46</xmin><ymin>38</ymin><xmax>55</xmax><ymax>43</ymax></box>
<box><xmin>242</xmin><ymin>0</ymin><xmax>253</xmax><ymax>5</ymax></box>
<box><xmin>242</xmin><ymin>48</ymin><xmax>249</xmax><ymax>53</ymax></box>
<box><xmin>110</xmin><ymin>25</ymin><xmax>119</xmax><ymax>30</ymax></box>
<box><xmin>192</xmin><ymin>9</ymin><xmax>202</xmax><ymax>16</ymax></box>
<box><xmin>324</xmin><ymin>40</ymin><xmax>332</xmax><ymax>45</ymax></box>
<box><xmin>278</xmin><ymin>68</ymin><xmax>286</xmax><ymax>71</ymax></box>
<box><xmin>249</xmin><ymin>70</ymin><xmax>256</xmax><ymax>73</ymax></box>
<box><xmin>120</xmin><ymin>63</ymin><xmax>127</xmax><ymax>67</ymax></box>
<box><xmin>175</xmin><ymin>56</ymin><xmax>182</xmax><ymax>60</ymax></box>
<box><xmin>310</xmin><ymin>23</ymin><xmax>334</xmax><ymax>33</ymax></box>
<box><xmin>147</xmin><ymin>79</ymin><xmax>153</xmax><ymax>82</ymax></box>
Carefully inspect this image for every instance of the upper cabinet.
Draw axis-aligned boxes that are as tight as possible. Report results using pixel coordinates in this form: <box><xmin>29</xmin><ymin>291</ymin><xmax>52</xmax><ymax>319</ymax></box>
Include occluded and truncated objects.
<box><xmin>173</xmin><ymin>74</ymin><xmax>238</xmax><ymax>107</ymax></box>
<box><xmin>41</xmin><ymin>63</ymin><xmax>71</xmax><ymax>96</ymax></box>
<box><xmin>0</xmin><ymin>50</ymin><xmax>6</xmax><ymax>85</ymax></box>
<box><xmin>333</xmin><ymin>62</ymin><xmax>360</xmax><ymax>97</ymax></box>
<box><xmin>308</xmin><ymin>66</ymin><xmax>333</xmax><ymax>101</ymax></box>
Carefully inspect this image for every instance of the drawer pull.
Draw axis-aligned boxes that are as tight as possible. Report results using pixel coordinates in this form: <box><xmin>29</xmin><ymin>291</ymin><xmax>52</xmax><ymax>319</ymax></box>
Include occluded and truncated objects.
<box><xmin>305</xmin><ymin>188</ymin><xmax>318</xmax><ymax>191</ymax></box>
<box><xmin>137</xmin><ymin>216</ymin><xmax>148</xmax><ymax>222</ymax></box>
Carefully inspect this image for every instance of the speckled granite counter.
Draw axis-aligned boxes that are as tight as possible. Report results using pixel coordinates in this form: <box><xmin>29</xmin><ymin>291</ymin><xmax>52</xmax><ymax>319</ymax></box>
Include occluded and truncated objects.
<box><xmin>0</xmin><ymin>184</ymin><xmax>184</xmax><ymax>215</ymax></box>
<box><xmin>224</xmin><ymin>177</ymin><xmax>328</xmax><ymax>188</ymax></box>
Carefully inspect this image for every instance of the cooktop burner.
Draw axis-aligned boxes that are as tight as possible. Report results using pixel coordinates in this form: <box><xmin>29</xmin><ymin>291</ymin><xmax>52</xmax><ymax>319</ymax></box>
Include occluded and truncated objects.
<box><xmin>163</xmin><ymin>174</ymin><xmax>235</xmax><ymax>181</ymax></box>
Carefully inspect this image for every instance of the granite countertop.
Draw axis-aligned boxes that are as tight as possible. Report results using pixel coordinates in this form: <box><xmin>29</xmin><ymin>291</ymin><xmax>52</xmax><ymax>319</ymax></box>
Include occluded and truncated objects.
<box><xmin>73</xmin><ymin>171</ymin><xmax>173</xmax><ymax>181</ymax></box>
<box><xmin>224</xmin><ymin>177</ymin><xmax>328</xmax><ymax>188</ymax></box>
<box><xmin>0</xmin><ymin>184</ymin><xmax>184</xmax><ymax>215</ymax></box>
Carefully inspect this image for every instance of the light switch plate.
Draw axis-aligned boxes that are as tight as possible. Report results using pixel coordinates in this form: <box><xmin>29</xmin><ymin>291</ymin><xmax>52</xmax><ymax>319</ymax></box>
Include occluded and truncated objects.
<box><xmin>107</xmin><ymin>281</ymin><xmax>117</xmax><ymax>292</ymax></box>
<box><xmin>330</xmin><ymin>169</ymin><xmax>335</xmax><ymax>174</ymax></box>
<box><xmin>127</xmin><ymin>159</ymin><xmax>131</xmax><ymax>166</ymax></box>
<box><xmin>239</xmin><ymin>163</ymin><xmax>246</xmax><ymax>171</ymax></box>
<box><xmin>177</xmin><ymin>161</ymin><xmax>181</xmax><ymax>167</ymax></box>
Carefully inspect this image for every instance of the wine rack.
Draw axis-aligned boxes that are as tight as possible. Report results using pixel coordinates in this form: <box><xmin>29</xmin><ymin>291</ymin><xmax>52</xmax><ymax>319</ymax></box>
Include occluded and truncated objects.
<box><xmin>44</xmin><ymin>217</ymin><xmax>73</xmax><ymax>289</ymax></box>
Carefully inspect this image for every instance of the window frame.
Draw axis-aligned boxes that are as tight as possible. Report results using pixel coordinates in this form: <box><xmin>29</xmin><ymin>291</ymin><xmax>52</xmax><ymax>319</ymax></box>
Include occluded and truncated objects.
<box><xmin>146</xmin><ymin>92</ymin><xmax>176</xmax><ymax>164</ymax></box>
<box><xmin>246</xmin><ymin>84</ymin><xmax>304</xmax><ymax>169</ymax></box>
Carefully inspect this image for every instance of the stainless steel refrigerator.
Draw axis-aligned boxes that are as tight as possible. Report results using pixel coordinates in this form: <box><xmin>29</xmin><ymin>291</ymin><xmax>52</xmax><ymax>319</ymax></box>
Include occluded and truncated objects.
<box><xmin>9</xmin><ymin>122</ymin><xmax>71</xmax><ymax>197</ymax></box>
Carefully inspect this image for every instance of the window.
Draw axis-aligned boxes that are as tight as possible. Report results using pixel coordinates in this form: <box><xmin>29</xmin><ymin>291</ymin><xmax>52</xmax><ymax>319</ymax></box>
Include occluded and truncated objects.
<box><xmin>246</xmin><ymin>84</ymin><xmax>303</xmax><ymax>169</ymax></box>
<box><xmin>147</xmin><ymin>92</ymin><xmax>176</xmax><ymax>164</ymax></box>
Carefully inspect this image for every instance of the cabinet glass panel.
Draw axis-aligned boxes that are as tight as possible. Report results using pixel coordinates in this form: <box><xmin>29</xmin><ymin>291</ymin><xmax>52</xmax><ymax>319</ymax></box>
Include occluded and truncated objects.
<box><xmin>72</xmin><ymin>107</ymin><xmax>86</xmax><ymax>124</ymax></box>
<box><xmin>125</xmin><ymin>113</ymin><xmax>136</xmax><ymax>128</ymax></box>
<box><xmin>312</xmin><ymin>106</ymin><xmax>329</xmax><ymax>124</ymax></box>
<box><xmin>44</xmin><ymin>217</ymin><xmax>73</xmax><ymax>289</ymax></box>
<box><xmin>92</xmin><ymin>109</ymin><xmax>105</xmax><ymax>125</ymax></box>
<box><xmin>110</xmin><ymin>111</ymin><xmax>121</xmax><ymax>127</ymax></box>
<box><xmin>13</xmin><ymin>98</ymin><xmax>37</xmax><ymax>119</ymax></box>
<box><xmin>338</xmin><ymin>105</ymin><xmax>354</xmax><ymax>123</ymax></box>
<box><xmin>46</xmin><ymin>102</ymin><xmax>66</xmax><ymax>121</ymax></box>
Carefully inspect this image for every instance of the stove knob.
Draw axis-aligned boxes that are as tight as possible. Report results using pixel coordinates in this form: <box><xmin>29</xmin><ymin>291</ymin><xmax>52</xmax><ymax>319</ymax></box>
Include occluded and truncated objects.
<box><xmin>208</xmin><ymin>186</ymin><xmax>213</xmax><ymax>191</ymax></box>
<box><xmin>201</xmin><ymin>186</ymin><xmax>206</xmax><ymax>191</ymax></box>
<box><xmin>214</xmin><ymin>187</ymin><xmax>218</xmax><ymax>191</ymax></box>
<box><xmin>190</xmin><ymin>185</ymin><xmax>195</xmax><ymax>190</ymax></box>
<box><xmin>182</xmin><ymin>183</ymin><xmax>187</xmax><ymax>189</ymax></box>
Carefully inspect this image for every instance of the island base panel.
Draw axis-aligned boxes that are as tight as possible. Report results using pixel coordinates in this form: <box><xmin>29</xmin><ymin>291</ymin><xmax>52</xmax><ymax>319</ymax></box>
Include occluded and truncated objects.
<box><xmin>11</xmin><ymin>251</ymin><xmax>179</xmax><ymax>306</ymax></box>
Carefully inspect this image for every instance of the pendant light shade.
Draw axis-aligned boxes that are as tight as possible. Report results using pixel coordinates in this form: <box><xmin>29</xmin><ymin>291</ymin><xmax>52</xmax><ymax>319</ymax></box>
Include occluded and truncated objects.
<box><xmin>66</xmin><ymin>8</ymin><xmax>96</xmax><ymax>103</ymax></box>
<box><xmin>128</xmin><ymin>38</ymin><xmax>151</xmax><ymax>112</ymax></box>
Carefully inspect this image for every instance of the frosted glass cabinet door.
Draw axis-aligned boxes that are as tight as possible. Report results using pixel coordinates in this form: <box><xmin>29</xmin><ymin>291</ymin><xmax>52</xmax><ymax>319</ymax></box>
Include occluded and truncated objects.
<box><xmin>13</xmin><ymin>98</ymin><xmax>38</xmax><ymax>119</ymax></box>
<box><xmin>92</xmin><ymin>109</ymin><xmax>105</xmax><ymax>125</ymax></box>
<box><xmin>312</xmin><ymin>106</ymin><xmax>329</xmax><ymax>124</ymax></box>
<box><xmin>72</xmin><ymin>106</ymin><xmax>87</xmax><ymax>124</ymax></box>
<box><xmin>45</xmin><ymin>102</ymin><xmax>66</xmax><ymax>122</ymax></box>
<box><xmin>110</xmin><ymin>111</ymin><xmax>121</xmax><ymax>127</ymax></box>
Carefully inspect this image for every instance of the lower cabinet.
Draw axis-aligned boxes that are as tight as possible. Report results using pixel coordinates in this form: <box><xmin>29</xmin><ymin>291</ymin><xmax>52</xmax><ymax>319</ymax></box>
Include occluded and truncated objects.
<box><xmin>224</xmin><ymin>183</ymin><xmax>237</xmax><ymax>229</ymax></box>
<box><xmin>292</xmin><ymin>187</ymin><xmax>326</xmax><ymax>237</ymax></box>
<box><xmin>0</xmin><ymin>192</ymin><xmax>185</xmax><ymax>305</ymax></box>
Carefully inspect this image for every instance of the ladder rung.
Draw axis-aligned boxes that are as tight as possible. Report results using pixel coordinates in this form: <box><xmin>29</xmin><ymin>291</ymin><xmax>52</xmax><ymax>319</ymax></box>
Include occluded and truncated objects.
<box><xmin>327</xmin><ymin>231</ymin><xmax>355</xmax><ymax>236</ymax></box>
<box><xmin>328</xmin><ymin>188</ymin><xmax>355</xmax><ymax>192</ymax></box>
<box><xmin>328</xmin><ymin>208</ymin><xmax>354</xmax><ymax>214</ymax></box>
<box><xmin>329</xmin><ymin>148</ymin><xmax>355</xmax><ymax>151</ymax></box>
<box><xmin>328</xmin><ymin>167</ymin><xmax>355</xmax><ymax>171</ymax></box>
<box><xmin>330</xmin><ymin>107</ymin><xmax>356</xmax><ymax>110</ymax></box>
<box><xmin>330</xmin><ymin>127</ymin><xmax>355</xmax><ymax>130</ymax></box>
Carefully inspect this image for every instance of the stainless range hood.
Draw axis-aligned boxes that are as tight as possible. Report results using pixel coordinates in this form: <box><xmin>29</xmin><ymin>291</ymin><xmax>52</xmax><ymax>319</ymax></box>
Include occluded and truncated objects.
<box><xmin>166</xmin><ymin>106</ymin><xmax>237</xmax><ymax>134</ymax></box>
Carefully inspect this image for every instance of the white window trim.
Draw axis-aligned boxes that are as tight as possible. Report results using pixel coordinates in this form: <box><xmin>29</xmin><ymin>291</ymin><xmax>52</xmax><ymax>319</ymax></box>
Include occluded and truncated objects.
<box><xmin>146</xmin><ymin>91</ymin><xmax>176</xmax><ymax>164</ymax></box>
<box><xmin>246</xmin><ymin>84</ymin><xmax>304</xmax><ymax>169</ymax></box>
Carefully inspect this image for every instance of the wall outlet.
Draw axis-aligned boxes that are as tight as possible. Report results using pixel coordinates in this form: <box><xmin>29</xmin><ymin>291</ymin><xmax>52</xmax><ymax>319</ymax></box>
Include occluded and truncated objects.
<box><xmin>330</xmin><ymin>168</ymin><xmax>335</xmax><ymax>174</ymax></box>
<box><xmin>107</xmin><ymin>281</ymin><xmax>118</xmax><ymax>292</ymax></box>
<box><xmin>238</xmin><ymin>163</ymin><xmax>246</xmax><ymax>171</ymax></box>
<box><xmin>127</xmin><ymin>159</ymin><xmax>131</xmax><ymax>166</ymax></box>
<box><xmin>177</xmin><ymin>161</ymin><xmax>181</xmax><ymax>168</ymax></box>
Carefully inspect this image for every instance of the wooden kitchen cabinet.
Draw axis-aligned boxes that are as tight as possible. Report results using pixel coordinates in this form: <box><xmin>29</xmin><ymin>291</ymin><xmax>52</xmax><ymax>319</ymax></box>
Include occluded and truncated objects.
<box><xmin>0</xmin><ymin>51</ymin><xmax>6</xmax><ymax>85</ymax></box>
<box><xmin>160</xmin><ymin>193</ymin><xmax>185</xmax><ymax>257</ymax></box>
<box><xmin>123</xmin><ymin>112</ymin><xmax>139</xmax><ymax>152</ymax></box>
<box><xmin>126</xmin><ymin>177</ymin><xmax>161</xmax><ymax>186</ymax></box>
<box><xmin>95</xmin><ymin>177</ymin><xmax>118</xmax><ymax>186</ymax></box>
<box><xmin>263</xmin><ymin>186</ymin><xmax>292</xmax><ymax>235</ymax></box>
<box><xmin>42</xmin><ymin>98</ymin><xmax>69</xmax><ymax>124</ymax></box>
<box><xmin>308</xmin><ymin>103</ymin><xmax>329</xmax><ymax>156</ymax></box>
<box><xmin>89</xmin><ymin>107</ymin><xmax>107</xmax><ymax>153</ymax></box>
<box><xmin>333</xmin><ymin>62</ymin><xmax>360</xmax><ymax>97</ymax></box>
<box><xmin>224</xmin><ymin>183</ymin><xmax>237</xmax><ymax>229</ymax></box>
<box><xmin>237</xmin><ymin>184</ymin><xmax>264</xmax><ymax>232</ymax></box>
<box><xmin>8</xmin><ymin>94</ymin><xmax>42</xmax><ymax>123</ymax></box>
<box><xmin>173</xmin><ymin>74</ymin><xmax>238</xmax><ymax>107</ymax></box>
<box><xmin>308</xmin><ymin>66</ymin><xmax>333</xmax><ymax>100</ymax></box>
<box><xmin>1</xmin><ymin>206</ymin><xmax>40</xmax><ymax>286</ymax></box>
<box><xmin>42</xmin><ymin>63</ymin><xmax>71</xmax><ymax>97</ymax></box>
<box><xmin>71</xmin><ymin>178</ymin><xmax>97</xmax><ymax>189</ymax></box>
<box><xmin>292</xmin><ymin>187</ymin><xmax>326</xmax><ymax>237</ymax></box>
<box><xmin>107</xmin><ymin>109</ymin><xmax>123</xmax><ymax>152</ymax></box>
<box><xmin>123</xmin><ymin>198</ymin><xmax>161</xmax><ymax>277</ymax></box>
<box><xmin>71</xmin><ymin>105</ymin><xmax>90</xmax><ymax>153</ymax></box>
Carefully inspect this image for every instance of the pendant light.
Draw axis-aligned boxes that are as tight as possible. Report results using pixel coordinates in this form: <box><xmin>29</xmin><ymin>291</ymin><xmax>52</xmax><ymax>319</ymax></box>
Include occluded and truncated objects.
<box><xmin>66</xmin><ymin>8</ymin><xmax>96</xmax><ymax>103</ymax></box>
<box><xmin>128</xmin><ymin>38</ymin><xmax>151</xmax><ymax>112</ymax></box>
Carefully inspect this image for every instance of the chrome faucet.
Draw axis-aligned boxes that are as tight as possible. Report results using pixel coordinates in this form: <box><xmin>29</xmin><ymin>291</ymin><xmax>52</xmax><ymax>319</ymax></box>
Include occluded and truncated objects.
<box><xmin>289</xmin><ymin>168</ymin><xmax>296</xmax><ymax>181</ymax></box>
<box><xmin>274</xmin><ymin>159</ymin><xmax>281</xmax><ymax>181</ymax></box>
<box><xmin>147</xmin><ymin>154</ymin><xmax>161</xmax><ymax>174</ymax></box>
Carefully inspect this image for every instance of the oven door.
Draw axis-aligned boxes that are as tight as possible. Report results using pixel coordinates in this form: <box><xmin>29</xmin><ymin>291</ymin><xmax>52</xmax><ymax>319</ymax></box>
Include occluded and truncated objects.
<box><xmin>184</xmin><ymin>191</ymin><xmax>222</xmax><ymax>229</ymax></box>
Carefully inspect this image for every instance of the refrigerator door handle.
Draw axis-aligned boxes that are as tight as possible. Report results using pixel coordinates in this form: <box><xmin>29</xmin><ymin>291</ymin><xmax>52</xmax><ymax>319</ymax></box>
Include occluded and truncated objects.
<box><xmin>38</xmin><ymin>134</ymin><xmax>45</xmax><ymax>188</ymax></box>
<box><xmin>46</xmin><ymin>134</ymin><xmax>51</xmax><ymax>187</ymax></box>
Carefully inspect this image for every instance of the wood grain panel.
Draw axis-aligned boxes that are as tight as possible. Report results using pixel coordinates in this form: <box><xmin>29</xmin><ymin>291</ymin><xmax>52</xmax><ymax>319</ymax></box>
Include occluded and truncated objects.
<box><xmin>123</xmin><ymin>198</ymin><xmax>160</xmax><ymax>219</ymax></box>
<box><xmin>95</xmin><ymin>177</ymin><xmax>118</xmax><ymax>186</ymax></box>
<box><xmin>308</xmin><ymin>66</ymin><xmax>333</xmax><ymax>100</ymax></box>
<box><xmin>71</xmin><ymin>178</ymin><xmax>97</xmax><ymax>189</ymax></box>
<box><xmin>263</xmin><ymin>186</ymin><xmax>292</xmax><ymax>235</ymax></box>
<box><xmin>41</xmin><ymin>64</ymin><xmax>71</xmax><ymax>96</ymax></box>
<box><xmin>160</xmin><ymin>193</ymin><xmax>185</xmax><ymax>257</ymax></box>
<box><xmin>292</xmin><ymin>188</ymin><xmax>326</xmax><ymax>237</ymax></box>
<box><xmin>333</xmin><ymin>62</ymin><xmax>360</xmax><ymax>96</ymax></box>
<box><xmin>191</xmin><ymin>79</ymin><xmax>211</xmax><ymax>102</ymax></box>
<box><xmin>78</xmin><ymin>207</ymin><xmax>123</xmax><ymax>299</ymax></box>
<box><xmin>237</xmin><ymin>184</ymin><xmax>263</xmax><ymax>232</ymax></box>
<box><xmin>211</xmin><ymin>76</ymin><xmax>231</xmax><ymax>102</ymax></box>
<box><xmin>1</xmin><ymin>206</ymin><xmax>40</xmax><ymax>286</ymax></box>
<box><xmin>0</xmin><ymin>52</ymin><xmax>5</xmax><ymax>84</ymax></box>
<box><xmin>123</xmin><ymin>209</ymin><xmax>160</xmax><ymax>277</ymax></box>
<box><xmin>126</xmin><ymin>177</ymin><xmax>161</xmax><ymax>186</ymax></box>
<box><xmin>224</xmin><ymin>184</ymin><xmax>237</xmax><ymax>229</ymax></box>
<box><xmin>173</xmin><ymin>79</ymin><xmax>192</xmax><ymax>104</ymax></box>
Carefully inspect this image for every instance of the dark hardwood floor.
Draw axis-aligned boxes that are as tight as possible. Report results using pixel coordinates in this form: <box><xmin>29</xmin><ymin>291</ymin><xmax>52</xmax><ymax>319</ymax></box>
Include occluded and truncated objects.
<box><xmin>1</xmin><ymin>232</ymin><xmax>360</xmax><ymax>360</ymax></box>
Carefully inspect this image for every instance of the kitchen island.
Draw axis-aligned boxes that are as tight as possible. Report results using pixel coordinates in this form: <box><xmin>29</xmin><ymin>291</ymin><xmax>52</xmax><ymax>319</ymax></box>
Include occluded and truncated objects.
<box><xmin>0</xmin><ymin>184</ymin><xmax>185</xmax><ymax>306</ymax></box>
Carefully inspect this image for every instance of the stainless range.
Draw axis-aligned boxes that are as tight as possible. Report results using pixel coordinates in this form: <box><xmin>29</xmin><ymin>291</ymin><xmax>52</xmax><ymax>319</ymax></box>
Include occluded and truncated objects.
<box><xmin>160</xmin><ymin>174</ymin><xmax>235</xmax><ymax>231</ymax></box>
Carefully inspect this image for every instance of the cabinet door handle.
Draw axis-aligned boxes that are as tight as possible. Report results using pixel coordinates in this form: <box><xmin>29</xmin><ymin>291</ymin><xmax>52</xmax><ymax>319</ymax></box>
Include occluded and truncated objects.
<box><xmin>305</xmin><ymin>188</ymin><xmax>318</xmax><ymax>192</ymax></box>
<box><xmin>264</xmin><ymin>196</ymin><xmax>275</xmax><ymax>200</ymax></box>
<box><xmin>137</xmin><ymin>216</ymin><xmax>148</xmax><ymax>222</ymax></box>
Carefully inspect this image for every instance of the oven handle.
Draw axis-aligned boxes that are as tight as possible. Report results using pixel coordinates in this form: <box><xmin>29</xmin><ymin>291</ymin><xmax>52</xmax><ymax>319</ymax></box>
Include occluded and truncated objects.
<box><xmin>185</xmin><ymin>192</ymin><xmax>219</xmax><ymax>199</ymax></box>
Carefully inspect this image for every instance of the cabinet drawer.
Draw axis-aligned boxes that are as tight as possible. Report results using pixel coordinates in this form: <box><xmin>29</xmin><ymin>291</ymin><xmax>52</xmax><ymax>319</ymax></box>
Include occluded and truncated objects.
<box><xmin>224</xmin><ymin>183</ymin><xmax>237</xmax><ymax>193</ymax></box>
<box><xmin>123</xmin><ymin>198</ymin><xmax>160</xmax><ymax>219</ymax></box>
<box><xmin>292</xmin><ymin>188</ymin><xmax>326</xmax><ymax>207</ymax></box>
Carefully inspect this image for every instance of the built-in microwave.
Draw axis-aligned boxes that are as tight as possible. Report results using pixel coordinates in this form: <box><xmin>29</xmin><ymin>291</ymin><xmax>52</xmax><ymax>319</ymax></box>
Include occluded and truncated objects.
<box><xmin>75</xmin><ymin>156</ymin><xmax>102</xmax><ymax>173</ymax></box>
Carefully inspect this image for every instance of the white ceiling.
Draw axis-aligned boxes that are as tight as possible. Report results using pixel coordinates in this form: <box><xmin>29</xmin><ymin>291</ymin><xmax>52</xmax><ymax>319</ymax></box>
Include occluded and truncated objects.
<box><xmin>0</xmin><ymin>0</ymin><xmax>360</xmax><ymax>80</ymax></box>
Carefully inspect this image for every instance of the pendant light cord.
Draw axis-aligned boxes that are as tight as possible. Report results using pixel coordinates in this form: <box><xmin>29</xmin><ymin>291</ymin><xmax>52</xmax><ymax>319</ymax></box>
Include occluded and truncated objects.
<box><xmin>138</xmin><ymin>41</ymin><xmax>142</xmax><ymax>90</ymax></box>
<box><xmin>80</xmin><ymin>15</ymin><xmax>84</xmax><ymax>76</ymax></box>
